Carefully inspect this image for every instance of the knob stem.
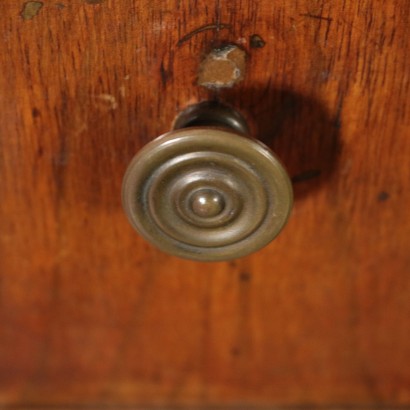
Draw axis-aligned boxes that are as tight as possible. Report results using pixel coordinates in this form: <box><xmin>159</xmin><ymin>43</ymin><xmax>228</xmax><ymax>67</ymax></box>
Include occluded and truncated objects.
<box><xmin>173</xmin><ymin>101</ymin><xmax>250</xmax><ymax>136</ymax></box>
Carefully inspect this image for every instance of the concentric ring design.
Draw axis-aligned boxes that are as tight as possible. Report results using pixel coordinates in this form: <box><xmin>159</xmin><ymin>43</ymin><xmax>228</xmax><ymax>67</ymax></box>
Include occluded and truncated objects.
<box><xmin>122</xmin><ymin>128</ymin><xmax>293</xmax><ymax>261</ymax></box>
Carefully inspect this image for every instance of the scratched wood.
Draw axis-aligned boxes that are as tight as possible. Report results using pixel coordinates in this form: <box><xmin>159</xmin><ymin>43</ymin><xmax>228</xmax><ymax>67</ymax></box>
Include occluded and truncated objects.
<box><xmin>0</xmin><ymin>0</ymin><xmax>409</xmax><ymax>407</ymax></box>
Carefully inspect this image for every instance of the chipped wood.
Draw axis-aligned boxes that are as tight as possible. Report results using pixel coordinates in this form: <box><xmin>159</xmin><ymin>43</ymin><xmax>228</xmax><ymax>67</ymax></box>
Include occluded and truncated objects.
<box><xmin>0</xmin><ymin>0</ymin><xmax>409</xmax><ymax>407</ymax></box>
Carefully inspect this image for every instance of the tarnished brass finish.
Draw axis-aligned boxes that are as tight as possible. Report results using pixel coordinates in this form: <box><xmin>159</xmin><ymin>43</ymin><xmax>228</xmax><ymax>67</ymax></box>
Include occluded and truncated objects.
<box><xmin>122</xmin><ymin>106</ymin><xmax>293</xmax><ymax>261</ymax></box>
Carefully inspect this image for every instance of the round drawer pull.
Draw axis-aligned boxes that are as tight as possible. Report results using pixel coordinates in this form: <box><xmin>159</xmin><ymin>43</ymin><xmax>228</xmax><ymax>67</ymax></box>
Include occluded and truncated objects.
<box><xmin>122</xmin><ymin>102</ymin><xmax>293</xmax><ymax>261</ymax></box>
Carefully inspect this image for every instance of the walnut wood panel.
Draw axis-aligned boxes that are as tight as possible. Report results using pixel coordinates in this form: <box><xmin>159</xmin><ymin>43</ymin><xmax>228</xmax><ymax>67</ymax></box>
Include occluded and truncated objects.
<box><xmin>0</xmin><ymin>0</ymin><xmax>409</xmax><ymax>407</ymax></box>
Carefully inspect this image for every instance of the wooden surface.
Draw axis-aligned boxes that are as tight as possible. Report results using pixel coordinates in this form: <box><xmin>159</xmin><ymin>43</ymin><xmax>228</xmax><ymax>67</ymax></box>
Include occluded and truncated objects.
<box><xmin>0</xmin><ymin>0</ymin><xmax>409</xmax><ymax>407</ymax></box>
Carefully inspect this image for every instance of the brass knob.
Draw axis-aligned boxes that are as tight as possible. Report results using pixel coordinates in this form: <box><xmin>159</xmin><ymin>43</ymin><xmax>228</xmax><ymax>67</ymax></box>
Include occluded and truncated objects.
<box><xmin>122</xmin><ymin>103</ymin><xmax>293</xmax><ymax>261</ymax></box>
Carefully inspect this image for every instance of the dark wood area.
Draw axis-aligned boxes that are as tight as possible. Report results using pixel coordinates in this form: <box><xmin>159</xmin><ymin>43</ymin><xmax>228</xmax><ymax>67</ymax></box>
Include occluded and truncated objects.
<box><xmin>0</xmin><ymin>0</ymin><xmax>409</xmax><ymax>407</ymax></box>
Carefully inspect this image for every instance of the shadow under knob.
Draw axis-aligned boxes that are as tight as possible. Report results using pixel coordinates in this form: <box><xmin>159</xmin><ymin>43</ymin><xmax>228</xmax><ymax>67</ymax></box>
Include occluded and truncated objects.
<box><xmin>122</xmin><ymin>127</ymin><xmax>293</xmax><ymax>261</ymax></box>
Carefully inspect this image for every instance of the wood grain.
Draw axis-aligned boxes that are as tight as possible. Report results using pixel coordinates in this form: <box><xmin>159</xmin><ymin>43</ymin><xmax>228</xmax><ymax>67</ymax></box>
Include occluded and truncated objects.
<box><xmin>0</xmin><ymin>0</ymin><xmax>409</xmax><ymax>407</ymax></box>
